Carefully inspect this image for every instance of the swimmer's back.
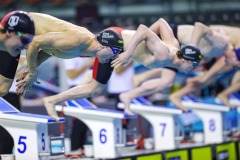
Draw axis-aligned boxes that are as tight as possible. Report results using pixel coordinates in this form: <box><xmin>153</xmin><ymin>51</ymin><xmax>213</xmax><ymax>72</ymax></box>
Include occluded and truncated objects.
<box><xmin>210</xmin><ymin>25</ymin><xmax>240</xmax><ymax>46</ymax></box>
<box><xmin>29</xmin><ymin>12</ymin><xmax>92</xmax><ymax>35</ymax></box>
<box><xmin>177</xmin><ymin>25</ymin><xmax>194</xmax><ymax>44</ymax></box>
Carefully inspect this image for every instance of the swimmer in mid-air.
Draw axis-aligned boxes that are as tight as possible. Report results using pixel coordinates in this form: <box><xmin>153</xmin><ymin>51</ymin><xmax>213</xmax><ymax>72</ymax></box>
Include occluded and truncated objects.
<box><xmin>40</xmin><ymin>18</ymin><xmax>202</xmax><ymax>119</ymax></box>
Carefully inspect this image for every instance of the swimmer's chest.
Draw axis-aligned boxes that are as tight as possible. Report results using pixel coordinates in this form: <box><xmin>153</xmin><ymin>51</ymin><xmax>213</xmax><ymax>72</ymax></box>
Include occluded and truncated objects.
<box><xmin>42</xmin><ymin>45</ymin><xmax>90</xmax><ymax>58</ymax></box>
<box><xmin>148</xmin><ymin>59</ymin><xmax>173</xmax><ymax>69</ymax></box>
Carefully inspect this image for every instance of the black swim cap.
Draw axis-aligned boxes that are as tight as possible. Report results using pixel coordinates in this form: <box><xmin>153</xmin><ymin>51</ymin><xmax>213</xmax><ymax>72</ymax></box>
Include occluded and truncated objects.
<box><xmin>179</xmin><ymin>45</ymin><xmax>202</xmax><ymax>62</ymax></box>
<box><xmin>96</xmin><ymin>28</ymin><xmax>124</xmax><ymax>49</ymax></box>
<box><xmin>4</xmin><ymin>11</ymin><xmax>35</xmax><ymax>35</ymax></box>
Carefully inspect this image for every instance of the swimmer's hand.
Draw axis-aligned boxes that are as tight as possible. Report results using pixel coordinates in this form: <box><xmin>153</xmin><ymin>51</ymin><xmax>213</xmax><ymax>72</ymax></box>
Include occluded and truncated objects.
<box><xmin>111</xmin><ymin>51</ymin><xmax>131</xmax><ymax>68</ymax></box>
<box><xmin>16</xmin><ymin>71</ymin><xmax>29</xmax><ymax>83</ymax></box>
<box><xmin>16</xmin><ymin>73</ymin><xmax>40</xmax><ymax>95</ymax></box>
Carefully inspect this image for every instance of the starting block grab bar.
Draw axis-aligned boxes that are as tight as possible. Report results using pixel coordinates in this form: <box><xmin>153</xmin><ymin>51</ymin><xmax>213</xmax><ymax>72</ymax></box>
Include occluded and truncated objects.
<box><xmin>0</xmin><ymin>98</ymin><xmax>65</xmax><ymax>160</ymax></box>
<box><xmin>56</xmin><ymin>98</ymin><xmax>136</xmax><ymax>159</ymax></box>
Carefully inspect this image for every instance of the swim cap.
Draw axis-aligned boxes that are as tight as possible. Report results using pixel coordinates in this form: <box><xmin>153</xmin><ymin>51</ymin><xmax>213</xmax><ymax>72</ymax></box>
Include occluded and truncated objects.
<box><xmin>179</xmin><ymin>45</ymin><xmax>202</xmax><ymax>62</ymax></box>
<box><xmin>3</xmin><ymin>11</ymin><xmax>35</xmax><ymax>35</ymax></box>
<box><xmin>96</xmin><ymin>28</ymin><xmax>124</xmax><ymax>49</ymax></box>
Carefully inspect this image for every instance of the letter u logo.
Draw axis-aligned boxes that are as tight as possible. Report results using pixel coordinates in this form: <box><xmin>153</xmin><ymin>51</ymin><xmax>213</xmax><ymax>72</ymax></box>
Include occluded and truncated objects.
<box><xmin>8</xmin><ymin>16</ymin><xmax>19</xmax><ymax>27</ymax></box>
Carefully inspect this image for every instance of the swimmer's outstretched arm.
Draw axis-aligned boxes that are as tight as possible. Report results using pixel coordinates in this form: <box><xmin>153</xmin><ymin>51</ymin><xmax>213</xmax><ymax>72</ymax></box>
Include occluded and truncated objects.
<box><xmin>112</xmin><ymin>24</ymin><xmax>167</xmax><ymax>68</ymax></box>
<box><xmin>15</xmin><ymin>32</ymin><xmax>84</xmax><ymax>94</ymax></box>
<box><xmin>192</xmin><ymin>22</ymin><xmax>228</xmax><ymax>50</ymax></box>
<box><xmin>191</xmin><ymin>22</ymin><xmax>213</xmax><ymax>46</ymax></box>
<box><xmin>149</xmin><ymin>18</ymin><xmax>179</xmax><ymax>46</ymax></box>
<box><xmin>26</xmin><ymin>40</ymin><xmax>41</xmax><ymax>77</ymax></box>
<box><xmin>126</xmin><ymin>24</ymin><xmax>157</xmax><ymax>55</ymax></box>
<box><xmin>26</xmin><ymin>32</ymin><xmax>79</xmax><ymax>76</ymax></box>
<box><xmin>15</xmin><ymin>51</ymin><xmax>51</xmax><ymax>84</ymax></box>
<box><xmin>188</xmin><ymin>56</ymin><xmax>227</xmax><ymax>85</ymax></box>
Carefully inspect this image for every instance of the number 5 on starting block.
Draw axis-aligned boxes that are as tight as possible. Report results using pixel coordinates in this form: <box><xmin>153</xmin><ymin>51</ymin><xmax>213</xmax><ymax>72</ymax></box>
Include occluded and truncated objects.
<box><xmin>0</xmin><ymin>98</ymin><xmax>65</xmax><ymax>160</ymax></box>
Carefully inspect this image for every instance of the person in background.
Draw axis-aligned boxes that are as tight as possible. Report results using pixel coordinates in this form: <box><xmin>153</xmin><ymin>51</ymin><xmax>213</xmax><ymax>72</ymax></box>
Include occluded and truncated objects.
<box><xmin>108</xmin><ymin>60</ymin><xmax>135</xmax><ymax>129</ymax></box>
<box><xmin>63</xmin><ymin>57</ymin><xmax>94</xmax><ymax>153</ymax></box>
<box><xmin>108</xmin><ymin>60</ymin><xmax>134</xmax><ymax>109</ymax></box>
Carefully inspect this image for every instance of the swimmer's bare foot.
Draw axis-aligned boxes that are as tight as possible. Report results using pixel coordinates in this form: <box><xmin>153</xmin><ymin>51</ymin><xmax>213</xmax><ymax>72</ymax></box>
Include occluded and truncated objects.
<box><xmin>217</xmin><ymin>94</ymin><xmax>233</xmax><ymax>108</ymax></box>
<box><xmin>124</xmin><ymin>107</ymin><xmax>134</xmax><ymax>115</ymax></box>
<box><xmin>42</xmin><ymin>97</ymin><xmax>59</xmax><ymax>121</ymax></box>
<box><xmin>119</xmin><ymin>93</ymin><xmax>134</xmax><ymax>115</ymax></box>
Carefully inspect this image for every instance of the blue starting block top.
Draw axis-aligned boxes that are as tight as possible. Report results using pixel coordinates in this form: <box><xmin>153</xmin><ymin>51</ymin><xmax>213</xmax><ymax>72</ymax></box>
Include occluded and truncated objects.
<box><xmin>0</xmin><ymin>98</ymin><xmax>64</xmax><ymax>123</ymax></box>
<box><xmin>0</xmin><ymin>98</ymin><xmax>19</xmax><ymax>113</ymax></box>
<box><xmin>65</xmin><ymin>99</ymin><xmax>137</xmax><ymax>119</ymax></box>
<box><xmin>230</xmin><ymin>93</ymin><xmax>240</xmax><ymax>100</ymax></box>
<box><xmin>6</xmin><ymin>112</ymin><xmax>65</xmax><ymax>123</ymax></box>
<box><xmin>131</xmin><ymin>97</ymin><xmax>152</xmax><ymax>105</ymax></box>
<box><xmin>183</xmin><ymin>95</ymin><xmax>225</xmax><ymax>106</ymax></box>
<box><xmin>67</xmin><ymin>98</ymin><xmax>97</xmax><ymax>109</ymax></box>
<box><xmin>132</xmin><ymin>96</ymin><xmax>181</xmax><ymax>111</ymax></box>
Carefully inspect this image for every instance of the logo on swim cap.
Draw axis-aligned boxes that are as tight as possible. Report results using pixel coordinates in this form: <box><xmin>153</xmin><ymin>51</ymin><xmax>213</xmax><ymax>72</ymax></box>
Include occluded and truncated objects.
<box><xmin>4</xmin><ymin>11</ymin><xmax>35</xmax><ymax>35</ymax></box>
<box><xmin>8</xmin><ymin>16</ymin><xmax>19</xmax><ymax>28</ymax></box>
<box><xmin>97</xmin><ymin>28</ymin><xmax>124</xmax><ymax>49</ymax></box>
<box><xmin>179</xmin><ymin>45</ymin><xmax>202</xmax><ymax>62</ymax></box>
<box><xmin>102</xmin><ymin>32</ymin><xmax>114</xmax><ymax>38</ymax></box>
<box><xmin>185</xmin><ymin>48</ymin><xmax>196</xmax><ymax>55</ymax></box>
<box><xmin>101</xmin><ymin>39</ymin><xmax>108</xmax><ymax>44</ymax></box>
<box><xmin>118</xmin><ymin>40</ymin><xmax>124</xmax><ymax>44</ymax></box>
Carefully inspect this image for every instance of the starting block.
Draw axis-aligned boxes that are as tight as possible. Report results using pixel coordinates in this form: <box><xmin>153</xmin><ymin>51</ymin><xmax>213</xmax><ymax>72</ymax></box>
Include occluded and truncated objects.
<box><xmin>0</xmin><ymin>98</ymin><xmax>65</xmax><ymax>160</ymax></box>
<box><xmin>229</xmin><ymin>93</ymin><xmax>240</xmax><ymax>107</ymax></box>
<box><xmin>118</xmin><ymin>97</ymin><xmax>182</xmax><ymax>151</ymax></box>
<box><xmin>55</xmin><ymin>98</ymin><xmax>136</xmax><ymax>159</ymax></box>
<box><xmin>214</xmin><ymin>93</ymin><xmax>240</xmax><ymax>134</ymax></box>
<box><xmin>229</xmin><ymin>93</ymin><xmax>240</xmax><ymax>130</ymax></box>
<box><xmin>215</xmin><ymin>93</ymin><xmax>240</xmax><ymax>107</ymax></box>
<box><xmin>181</xmin><ymin>95</ymin><xmax>229</xmax><ymax>144</ymax></box>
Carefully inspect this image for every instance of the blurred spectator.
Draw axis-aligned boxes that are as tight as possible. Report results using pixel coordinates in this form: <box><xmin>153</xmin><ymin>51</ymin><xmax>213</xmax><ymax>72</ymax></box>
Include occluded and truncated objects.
<box><xmin>108</xmin><ymin>60</ymin><xmax>134</xmax><ymax>109</ymax></box>
<box><xmin>108</xmin><ymin>60</ymin><xmax>135</xmax><ymax>128</ymax></box>
<box><xmin>63</xmin><ymin>57</ymin><xmax>94</xmax><ymax>152</ymax></box>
